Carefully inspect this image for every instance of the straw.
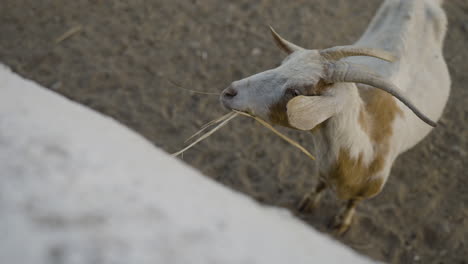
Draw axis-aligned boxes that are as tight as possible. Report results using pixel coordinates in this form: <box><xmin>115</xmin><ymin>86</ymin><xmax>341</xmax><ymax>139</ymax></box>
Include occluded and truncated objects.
<box><xmin>172</xmin><ymin>112</ymin><xmax>239</xmax><ymax>156</ymax></box>
<box><xmin>184</xmin><ymin>112</ymin><xmax>236</xmax><ymax>143</ymax></box>
<box><xmin>234</xmin><ymin>110</ymin><xmax>315</xmax><ymax>160</ymax></box>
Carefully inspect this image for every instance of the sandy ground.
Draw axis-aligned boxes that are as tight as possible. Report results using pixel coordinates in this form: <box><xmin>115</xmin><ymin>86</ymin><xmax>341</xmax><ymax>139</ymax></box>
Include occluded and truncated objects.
<box><xmin>0</xmin><ymin>0</ymin><xmax>467</xmax><ymax>263</ymax></box>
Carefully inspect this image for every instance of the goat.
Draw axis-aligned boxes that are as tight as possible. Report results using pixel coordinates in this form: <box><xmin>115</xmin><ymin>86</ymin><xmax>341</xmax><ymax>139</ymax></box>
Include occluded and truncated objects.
<box><xmin>220</xmin><ymin>0</ymin><xmax>450</xmax><ymax>234</ymax></box>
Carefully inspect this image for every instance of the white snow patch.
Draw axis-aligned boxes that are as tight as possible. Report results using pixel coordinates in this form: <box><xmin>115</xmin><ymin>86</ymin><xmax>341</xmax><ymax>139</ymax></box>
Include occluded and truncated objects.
<box><xmin>0</xmin><ymin>65</ymin><xmax>375</xmax><ymax>264</ymax></box>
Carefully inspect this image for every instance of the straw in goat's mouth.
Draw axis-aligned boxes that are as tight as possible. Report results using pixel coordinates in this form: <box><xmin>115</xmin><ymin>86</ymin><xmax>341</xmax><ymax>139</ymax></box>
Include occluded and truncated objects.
<box><xmin>172</xmin><ymin>111</ymin><xmax>315</xmax><ymax>160</ymax></box>
<box><xmin>172</xmin><ymin>112</ymin><xmax>238</xmax><ymax>157</ymax></box>
<box><xmin>233</xmin><ymin>111</ymin><xmax>315</xmax><ymax>160</ymax></box>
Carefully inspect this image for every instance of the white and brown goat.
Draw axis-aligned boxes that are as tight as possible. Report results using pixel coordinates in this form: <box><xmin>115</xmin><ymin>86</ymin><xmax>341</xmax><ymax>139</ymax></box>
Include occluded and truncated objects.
<box><xmin>220</xmin><ymin>0</ymin><xmax>450</xmax><ymax>233</ymax></box>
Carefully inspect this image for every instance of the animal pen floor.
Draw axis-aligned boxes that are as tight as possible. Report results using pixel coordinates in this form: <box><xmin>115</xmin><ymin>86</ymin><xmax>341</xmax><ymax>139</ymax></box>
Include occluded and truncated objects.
<box><xmin>1</xmin><ymin>0</ymin><xmax>467</xmax><ymax>263</ymax></box>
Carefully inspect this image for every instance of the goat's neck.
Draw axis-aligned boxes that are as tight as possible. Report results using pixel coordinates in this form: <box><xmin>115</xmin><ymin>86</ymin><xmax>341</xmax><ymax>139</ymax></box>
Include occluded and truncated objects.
<box><xmin>312</xmin><ymin>85</ymin><xmax>374</xmax><ymax>174</ymax></box>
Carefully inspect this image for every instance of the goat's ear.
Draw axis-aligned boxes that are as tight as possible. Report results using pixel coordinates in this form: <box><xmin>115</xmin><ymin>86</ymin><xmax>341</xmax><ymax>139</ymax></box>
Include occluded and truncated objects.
<box><xmin>286</xmin><ymin>95</ymin><xmax>339</xmax><ymax>130</ymax></box>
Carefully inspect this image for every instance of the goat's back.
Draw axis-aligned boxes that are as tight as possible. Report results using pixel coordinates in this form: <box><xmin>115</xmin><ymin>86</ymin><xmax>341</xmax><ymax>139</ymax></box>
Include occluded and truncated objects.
<box><xmin>350</xmin><ymin>0</ymin><xmax>450</xmax><ymax>153</ymax></box>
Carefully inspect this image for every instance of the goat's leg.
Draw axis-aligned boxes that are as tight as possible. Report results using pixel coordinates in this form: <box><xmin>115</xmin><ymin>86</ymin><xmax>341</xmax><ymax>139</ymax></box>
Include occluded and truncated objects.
<box><xmin>298</xmin><ymin>179</ymin><xmax>327</xmax><ymax>213</ymax></box>
<box><xmin>330</xmin><ymin>199</ymin><xmax>359</xmax><ymax>235</ymax></box>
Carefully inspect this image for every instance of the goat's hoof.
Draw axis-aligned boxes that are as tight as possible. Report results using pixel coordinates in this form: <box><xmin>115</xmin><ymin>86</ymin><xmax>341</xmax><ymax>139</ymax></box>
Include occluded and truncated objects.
<box><xmin>335</xmin><ymin>223</ymin><xmax>351</xmax><ymax>236</ymax></box>
<box><xmin>328</xmin><ymin>216</ymin><xmax>351</xmax><ymax>236</ymax></box>
<box><xmin>297</xmin><ymin>195</ymin><xmax>318</xmax><ymax>213</ymax></box>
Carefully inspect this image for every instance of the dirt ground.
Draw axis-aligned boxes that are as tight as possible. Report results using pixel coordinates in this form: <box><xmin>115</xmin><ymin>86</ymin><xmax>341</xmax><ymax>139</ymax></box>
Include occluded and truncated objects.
<box><xmin>1</xmin><ymin>0</ymin><xmax>467</xmax><ymax>263</ymax></box>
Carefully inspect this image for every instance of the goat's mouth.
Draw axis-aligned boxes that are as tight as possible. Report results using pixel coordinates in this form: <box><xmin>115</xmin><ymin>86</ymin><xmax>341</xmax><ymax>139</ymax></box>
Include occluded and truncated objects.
<box><xmin>233</xmin><ymin>108</ymin><xmax>257</xmax><ymax>118</ymax></box>
<box><xmin>219</xmin><ymin>98</ymin><xmax>254</xmax><ymax>116</ymax></box>
<box><xmin>220</xmin><ymin>96</ymin><xmax>235</xmax><ymax>111</ymax></box>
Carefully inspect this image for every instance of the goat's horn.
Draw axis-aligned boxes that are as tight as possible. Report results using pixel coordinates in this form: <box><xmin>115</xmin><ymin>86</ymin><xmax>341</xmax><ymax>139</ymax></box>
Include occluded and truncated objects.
<box><xmin>269</xmin><ymin>26</ymin><xmax>304</xmax><ymax>54</ymax></box>
<box><xmin>320</xmin><ymin>46</ymin><xmax>397</xmax><ymax>62</ymax></box>
<box><xmin>324</xmin><ymin>61</ymin><xmax>437</xmax><ymax>127</ymax></box>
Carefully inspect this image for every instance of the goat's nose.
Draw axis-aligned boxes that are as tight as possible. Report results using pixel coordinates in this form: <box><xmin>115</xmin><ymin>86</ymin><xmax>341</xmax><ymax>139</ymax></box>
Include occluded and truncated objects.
<box><xmin>222</xmin><ymin>86</ymin><xmax>238</xmax><ymax>99</ymax></box>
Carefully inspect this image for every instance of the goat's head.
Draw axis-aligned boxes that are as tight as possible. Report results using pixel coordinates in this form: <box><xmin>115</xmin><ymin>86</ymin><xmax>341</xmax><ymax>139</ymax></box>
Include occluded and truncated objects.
<box><xmin>220</xmin><ymin>27</ymin><xmax>436</xmax><ymax>129</ymax></box>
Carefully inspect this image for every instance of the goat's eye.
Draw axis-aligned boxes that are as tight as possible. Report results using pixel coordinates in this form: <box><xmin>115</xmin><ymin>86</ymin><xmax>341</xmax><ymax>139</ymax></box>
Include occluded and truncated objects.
<box><xmin>287</xmin><ymin>88</ymin><xmax>301</xmax><ymax>97</ymax></box>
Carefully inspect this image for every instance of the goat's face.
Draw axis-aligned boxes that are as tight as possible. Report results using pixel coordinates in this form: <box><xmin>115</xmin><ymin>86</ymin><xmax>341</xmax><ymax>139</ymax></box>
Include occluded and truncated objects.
<box><xmin>221</xmin><ymin>49</ymin><xmax>329</xmax><ymax>128</ymax></box>
<box><xmin>220</xmin><ymin>27</ymin><xmax>437</xmax><ymax>129</ymax></box>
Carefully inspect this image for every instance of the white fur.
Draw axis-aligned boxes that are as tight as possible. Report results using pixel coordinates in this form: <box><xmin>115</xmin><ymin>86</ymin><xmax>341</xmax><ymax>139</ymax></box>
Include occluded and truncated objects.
<box><xmin>314</xmin><ymin>84</ymin><xmax>376</xmax><ymax>172</ymax></box>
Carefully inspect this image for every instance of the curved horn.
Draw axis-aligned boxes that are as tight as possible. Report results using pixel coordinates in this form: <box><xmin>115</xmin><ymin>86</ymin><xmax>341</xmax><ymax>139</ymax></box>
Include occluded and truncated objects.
<box><xmin>269</xmin><ymin>26</ymin><xmax>304</xmax><ymax>54</ymax></box>
<box><xmin>324</xmin><ymin>61</ymin><xmax>437</xmax><ymax>127</ymax></box>
<box><xmin>320</xmin><ymin>45</ymin><xmax>397</xmax><ymax>62</ymax></box>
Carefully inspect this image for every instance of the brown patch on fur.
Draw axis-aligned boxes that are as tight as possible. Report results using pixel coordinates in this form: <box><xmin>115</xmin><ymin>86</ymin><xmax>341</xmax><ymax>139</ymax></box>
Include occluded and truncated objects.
<box><xmin>312</xmin><ymin>79</ymin><xmax>330</xmax><ymax>95</ymax></box>
<box><xmin>268</xmin><ymin>97</ymin><xmax>291</xmax><ymax>128</ymax></box>
<box><xmin>361</xmin><ymin>88</ymin><xmax>403</xmax><ymax>143</ymax></box>
<box><xmin>329</xmin><ymin>150</ymin><xmax>386</xmax><ymax>200</ymax></box>
<box><xmin>328</xmin><ymin>89</ymin><xmax>403</xmax><ymax>200</ymax></box>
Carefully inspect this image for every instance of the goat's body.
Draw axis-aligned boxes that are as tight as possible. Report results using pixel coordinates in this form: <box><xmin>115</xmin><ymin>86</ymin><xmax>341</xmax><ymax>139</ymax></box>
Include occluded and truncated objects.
<box><xmin>314</xmin><ymin>0</ymin><xmax>450</xmax><ymax>200</ymax></box>
<box><xmin>220</xmin><ymin>0</ymin><xmax>450</xmax><ymax>233</ymax></box>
